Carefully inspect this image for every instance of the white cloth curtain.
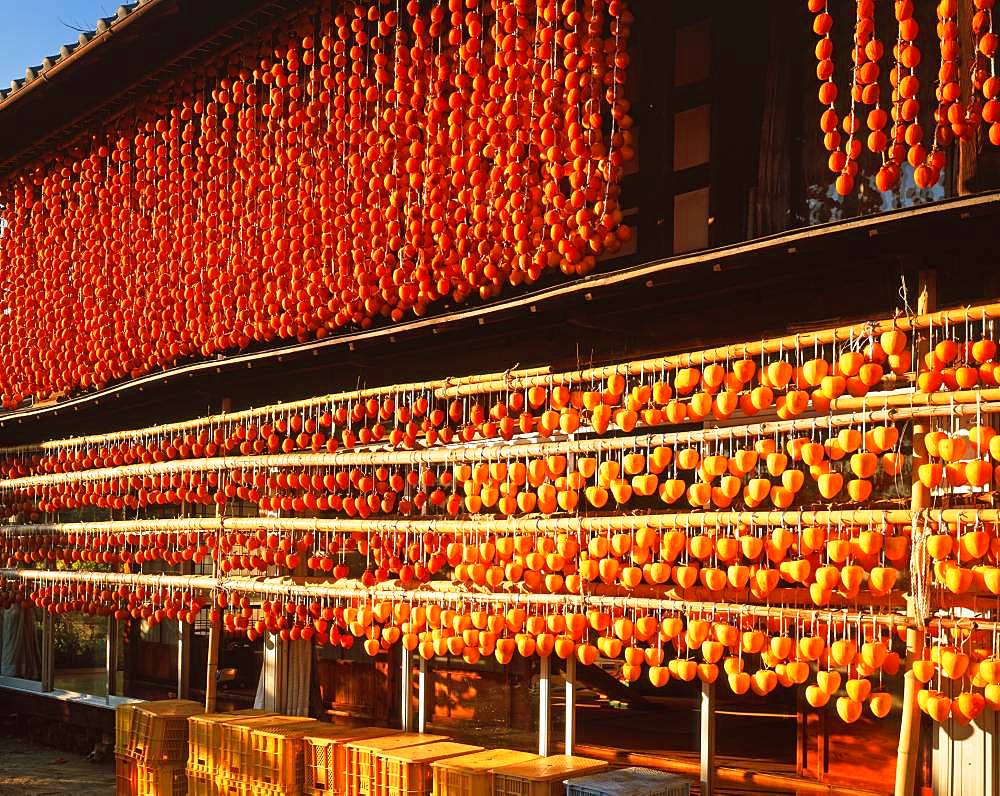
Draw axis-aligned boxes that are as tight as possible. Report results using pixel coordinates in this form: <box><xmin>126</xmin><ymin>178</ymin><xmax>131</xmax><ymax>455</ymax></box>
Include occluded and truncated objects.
<box><xmin>1</xmin><ymin>602</ymin><xmax>41</xmax><ymax>680</ymax></box>
<box><xmin>254</xmin><ymin>636</ymin><xmax>311</xmax><ymax>716</ymax></box>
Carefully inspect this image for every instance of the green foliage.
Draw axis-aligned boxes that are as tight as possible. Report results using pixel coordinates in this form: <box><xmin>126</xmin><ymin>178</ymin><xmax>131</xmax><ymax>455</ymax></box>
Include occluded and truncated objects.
<box><xmin>54</xmin><ymin>617</ymin><xmax>105</xmax><ymax>668</ymax></box>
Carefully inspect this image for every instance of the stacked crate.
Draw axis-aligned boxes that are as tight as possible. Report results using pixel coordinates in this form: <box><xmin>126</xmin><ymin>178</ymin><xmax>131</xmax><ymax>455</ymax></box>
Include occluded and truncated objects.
<box><xmin>248</xmin><ymin>718</ymin><xmax>322</xmax><ymax>793</ymax></box>
<box><xmin>186</xmin><ymin>710</ymin><xmax>276</xmax><ymax>795</ymax></box>
<box><xmin>304</xmin><ymin>725</ymin><xmax>402</xmax><ymax>795</ymax></box>
<box><xmin>115</xmin><ymin>699</ymin><xmax>205</xmax><ymax>795</ymax></box>
<box><xmin>344</xmin><ymin>734</ymin><xmax>449</xmax><ymax>796</ymax></box>
<box><xmin>491</xmin><ymin>756</ymin><xmax>609</xmax><ymax>796</ymax></box>
<box><xmin>430</xmin><ymin>749</ymin><xmax>540</xmax><ymax>796</ymax></box>
<box><xmin>378</xmin><ymin>741</ymin><xmax>483</xmax><ymax>796</ymax></box>
<box><xmin>218</xmin><ymin>716</ymin><xmax>318</xmax><ymax>794</ymax></box>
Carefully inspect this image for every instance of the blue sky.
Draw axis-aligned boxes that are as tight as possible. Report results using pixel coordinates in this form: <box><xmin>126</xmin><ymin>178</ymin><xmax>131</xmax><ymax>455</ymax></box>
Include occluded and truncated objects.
<box><xmin>0</xmin><ymin>0</ymin><xmax>118</xmax><ymax>89</ymax></box>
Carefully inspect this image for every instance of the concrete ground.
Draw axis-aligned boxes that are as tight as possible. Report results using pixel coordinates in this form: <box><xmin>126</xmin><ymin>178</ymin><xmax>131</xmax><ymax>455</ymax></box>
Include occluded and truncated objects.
<box><xmin>0</xmin><ymin>734</ymin><xmax>115</xmax><ymax>795</ymax></box>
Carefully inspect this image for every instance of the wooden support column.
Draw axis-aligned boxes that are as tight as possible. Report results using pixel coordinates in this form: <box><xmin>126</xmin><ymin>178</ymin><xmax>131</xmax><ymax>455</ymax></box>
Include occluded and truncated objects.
<box><xmin>41</xmin><ymin>610</ymin><xmax>54</xmax><ymax>692</ymax></box>
<box><xmin>895</xmin><ymin>271</ymin><xmax>935</xmax><ymax>796</ymax></box>
<box><xmin>177</xmin><ymin>560</ymin><xmax>192</xmax><ymax>700</ymax></box>
<box><xmin>565</xmin><ymin>655</ymin><xmax>577</xmax><ymax>755</ymax></box>
<box><xmin>204</xmin><ymin>399</ymin><xmax>230</xmax><ymax>713</ymax></box>
<box><xmin>106</xmin><ymin>615</ymin><xmax>118</xmax><ymax>698</ymax></box>
<box><xmin>538</xmin><ymin>655</ymin><xmax>551</xmax><ymax>756</ymax></box>
<box><xmin>401</xmin><ymin>647</ymin><xmax>413</xmax><ymax>732</ymax></box>
<box><xmin>417</xmin><ymin>656</ymin><xmax>428</xmax><ymax>733</ymax></box>
<box><xmin>701</xmin><ymin>679</ymin><xmax>717</xmax><ymax>796</ymax></box>
<box><xmin>204</xmin><ymin>609</ymin><xmax>222</xmax><ymax>712</ymax></box>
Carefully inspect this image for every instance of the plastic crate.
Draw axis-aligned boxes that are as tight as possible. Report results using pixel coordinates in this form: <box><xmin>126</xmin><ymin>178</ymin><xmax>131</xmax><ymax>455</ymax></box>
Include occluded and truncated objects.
<box><xmin>249</xmin><ymin>719</ymin><xmax>320</xmax><ymax>789</ymax></box>
<box><xmin>430</xmin><ymin>749</ymin><xmax>539</xmax><ymax>796</ymax></box>
<box><xmin>220</xmin><ymin>715</ymin><xmax>305</xmax><ymax>779</ymax></box>
<box><xmin>136</xmin><ymin>762</ymin><xmax>187</xmax><ymax>796</ymax></box>
<box><xmin>117</xmin><ymin>703</ymin><xmax>141</xmax><ymax>756</ymax></box>
<box><xmin>131</xmin><ymin>700</ymin><xmax>205</xmax><ymax>764</ymax></box>
<box><xmin>117</xmin><ymin>753</ymin><xmax>187</xmax><ymax>796</ymax></box>
<box><xmin>117</xmin><ymin>753</ymin><xmax>138</xmax><ymax>796</ymax></box>
<box><xmin>305</xmin><ymin>725</ymin><xmax>402</xmax><ymax>795</ymax></box>
<box><xmin>344</xmin><ymin>734</ymin><xmax>449</xmax><ymax>796</ymax></box>
<box><xmin>491</xmin><ymin>756</ymin><xmax>608</xmax><ymax>796</ymax></box>
<box><xmin>378</xmin><ymin>742</ymin><xmax>483</xmax><ymax>796</ymax></box>
<box><xmin>188</xmin><ymin>710</ymin><xmax>275</xmax><ymax>774</ymax></box>
<box><xmin>186</xmin><ymin>768</ymin><xmax>215</xmax><ymax>796</ymax></box>
<box><xmin>564</xmin><ymin>767</ymin><xmax>691</xmax><ymax>796</ymax></box>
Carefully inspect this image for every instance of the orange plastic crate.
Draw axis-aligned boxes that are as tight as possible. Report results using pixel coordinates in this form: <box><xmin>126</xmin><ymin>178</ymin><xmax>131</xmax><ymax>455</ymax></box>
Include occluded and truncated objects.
<box><xmin>343</xmin><ymin>734</ymin><xmax>449</xmax><ymax>796</ymax></box>
<box><xmin>188</xmin><ymin>710</ymin><xmax>275</xmax><ymax>774</ymax></box>
<box><xmin>378</xmin><ymin>742</ymin><xmax>483</xmax><ymax>796</ymax></box>
<box><xmin>430</xmin><ymin>749</ymin><xmax>539</xmax><ymax>796</ymax></box>
<box><xmin>491</xmin><ymin>756</ymin><xmax>609</xmax><ymax>796</ymax></box>
<box><xmin>249</xmin><ymin>719</ymin><xmax>321</xmax><ymax>790</ymax></box>
<box><xmin>305</xmin><ymin>725</ymin><xmax>402</xmax><ymax>795</ymax></box>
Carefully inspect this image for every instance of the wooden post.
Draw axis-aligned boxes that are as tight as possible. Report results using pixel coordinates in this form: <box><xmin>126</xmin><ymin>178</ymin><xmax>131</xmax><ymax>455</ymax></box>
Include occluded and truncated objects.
<box><xmin>177</xmin><ymin>560</ymin><xmax>192</xmax><ymax>700</ymax></box>
<box><xmin>417</xmin><ymin>656</ymin><xmax>428</xmax><ymax>733</ymax></box>
<box><xmin>106</xmin><ymin>615</ymin><xmax>118</xmax><ymax>698</ymax></box>
<box><xmin>565</xmin><ymin>655</ymin><xmax>577</xmax><ymax>755</ymax></box>
<box><xmin>204</xmin><ymin>609</ymin><xmax>221</xmax><ymax>712</ymax></box>
<box><xmin>701</xmin><ymin>678</ymin><xmax>717</xmax><ymax>796</ymax></box>
<box><xmin>41</xmin><ymin>610</ymin><xmax>54</xmax><ymax>692</ymax></box>
<box><xmin>538</xmin><ymin>655</ymin><xmax>551</xmax><ymax>756</ymax></box>
<box><xmin>401</xmin><ymin>647</ymin><xmax>413</xmax><ymax>731</ymax></box>
<box><xmin>895</xmin><ymin>271</ymin><xmax>935</xmax><ymax>796</ymax></box>
<box><xmin>204</xmin><ymin>399</ymin><xmax>231</xmax><ymax>713</ymax></box>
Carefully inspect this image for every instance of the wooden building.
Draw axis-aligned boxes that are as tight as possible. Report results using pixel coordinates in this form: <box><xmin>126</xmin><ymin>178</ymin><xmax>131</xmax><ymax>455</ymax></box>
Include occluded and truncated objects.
<box><xmin>2</xmin><ymin>2</ymin><xmax>1000</xmax><ymax>795</ymax></box>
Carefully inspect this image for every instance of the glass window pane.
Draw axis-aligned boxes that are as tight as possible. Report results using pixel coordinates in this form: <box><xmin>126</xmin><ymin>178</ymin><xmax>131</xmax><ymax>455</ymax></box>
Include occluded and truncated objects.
<box><xmin>674</xmin><ymin>105</ymin><xmax>711</xmax><ymax>171</ymax></box>
<box><xmin>674</xmin><ymin>20</ymin><xmax>711</xmax><ymax>87</ymax></box>
<box><xmin>673</xmin><ymin>188</ymin><xmax>710</xmax><ymax>254</ymax></box>
<box><xmin>54</xmin><ymin>614</ymin><xmax>107</xmax><ymax>697</ymax></box>
<box><xmin>420</xmin><ymin>654</ymin><xmax>539</xmax><ymax>751</ymax></box>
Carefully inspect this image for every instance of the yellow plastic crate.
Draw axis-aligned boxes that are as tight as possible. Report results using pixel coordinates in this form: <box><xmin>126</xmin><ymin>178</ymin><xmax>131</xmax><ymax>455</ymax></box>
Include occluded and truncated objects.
<box><xmin>130</xmin><ymin>699</ymin><xmax>205</xmax><ymax>764</ymax></box>
<box><xmin>431</xmin><ymin>749</ymin><xmax>539</xmax><ymax>796</ymax></box>
<box><xmin>186</xmin><ymin>767</ymin><xmax>216</xmax><ymax>796</ymax></box>
<box><xmin>188</xmin><ymin>710</ymin><xmax>275</xmax><ymax>774</ymax></box>
<box><xmin>491</xmin><ymin>756</ymin><xmax>609</xmax><ymax>796</ymax></box>
<box><xmin>220</xmin><ymin>715</ymin><xmax>305</xmax><ymax>779</ymax></box>
<box><xmin>378</xmin><ymin>742</ymin><xmax>483</xmax><ymax>796</ymax></box>
<box><xmin>116</xmin><ymin>753</ymin><xmax>187</xmax><ymax>796</ymax></box>
<box><xmin>250</xmin><ymin>719</ymin><xmax>321</xmax><ymax>790</ymax></box>
<box><xmin>305</xmin><ymin>725</ymin><xmax>402</xmax><ymax>795</ymax></box>
<box><xmin>344</xmin><ymin>734</ymin><xmax>449</xmax><ymax>796</ymax></box>
<box><xmin>116</xmin><ymin>703</ymin><xmax>141</xmax><ymax>756</ymax></box>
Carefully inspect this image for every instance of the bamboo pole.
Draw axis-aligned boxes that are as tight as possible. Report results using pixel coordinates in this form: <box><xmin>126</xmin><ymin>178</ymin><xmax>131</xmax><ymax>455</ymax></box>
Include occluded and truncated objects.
<box><xmin>4</xmin><ymin>507</ymin><xmax>996</xmax><ymax>541</ymax></box>
<box><xmin>5</xmin><ymin>398</ymin><xmax>1000</xmax><ymax>491</ymax></box>
<box><xmin>0</xmin><ymin>568</ymin><xmax>947</xmax><ymax>625</ymax></box>
<box><xmin>436</xmin><ymin>301</ymin><xmax>1000</xmax><ymax>398</ymax></box>
<box><xmin>0</xmin><ymin>367</ymin><xmax>553</xmax><ymax>456</ymax></box>
<box><xmin>2</xmin><ymin>299</ymin><xmax>997</xmax><ymax>459</ymax></box>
